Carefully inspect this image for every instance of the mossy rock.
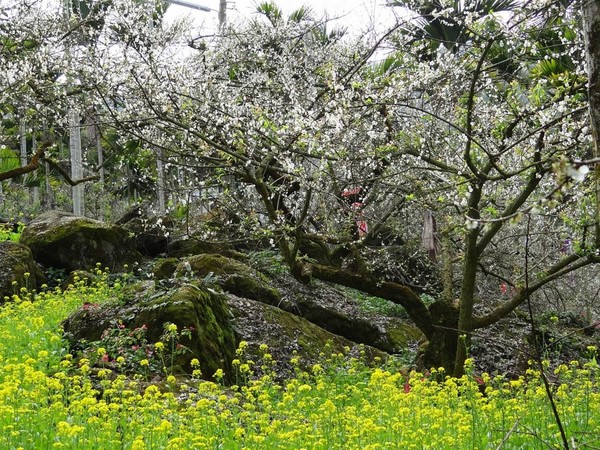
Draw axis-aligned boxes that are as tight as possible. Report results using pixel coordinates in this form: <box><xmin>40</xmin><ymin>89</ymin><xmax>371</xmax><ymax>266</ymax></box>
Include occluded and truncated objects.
<box><xmin>272</xmin><ymin>276</ymin><xmax>423</xmax><ymax>355</ymax></box>
<box><xmin>227</xmin><ymin>295</ymin><xmax>387</xmax><ymax>380</ymax></box>
<box><xmin>20</xmin><ymin>210</ymin><xmax>144</xmax><ymax>272</ymax></box>
<box><xmin>153</xmin><ymin>258</ymin><xmax>179</xmax><ymax>280</ymax></box>
<box><xmin>176</xmin><ymin>254</ymin><xmax>282</xmax><ymax>304</ymax></box>
<box><xmin>378</xmin><ymin>318</ymin><xmax>423</xmax><ymax>353</ymax></box>
<box><xmin>63</xmin><ymin>282</ymin><xmax>237</xmax><ymax>380</ymax></box>
<box><xmin>0</xmin><ymin>241</ymin><xmax>45</xmax><ymax>300</ymax></box>
<box><xmin>132</xmin><ymin>284</ymin><xmax>237</xmax><ymax>378</ymax></box>
<box><xmin>290</xmin><ymin>292</ymin><xmax>383</xmax><ymax>345</ymax></box>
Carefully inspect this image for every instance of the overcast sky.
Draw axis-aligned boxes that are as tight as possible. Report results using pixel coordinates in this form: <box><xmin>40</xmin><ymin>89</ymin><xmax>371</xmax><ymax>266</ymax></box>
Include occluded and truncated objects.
<box><xmin>165</xmin><ymin>0</ymin><xmax>399</xmax><ymax>37</ymax></box>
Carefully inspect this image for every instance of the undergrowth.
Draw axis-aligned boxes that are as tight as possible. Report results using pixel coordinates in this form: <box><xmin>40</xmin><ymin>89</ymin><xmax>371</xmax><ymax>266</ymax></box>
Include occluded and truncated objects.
<box><xmin>0</xmin><ymin>221</ymin><xmax>24</xmax><ymax>242</ymax></box>
<box><xmin>0</xmin><ymin>277</ymin><xmax>598</xmax><ymax>449</ymax></box>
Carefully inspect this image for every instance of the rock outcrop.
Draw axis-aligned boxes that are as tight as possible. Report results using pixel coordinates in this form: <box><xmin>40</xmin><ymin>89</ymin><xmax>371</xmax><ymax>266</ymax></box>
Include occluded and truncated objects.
<box><xmin>18</xmin><ymin>210</ymin><xmax>426</xmax><ymax>383</ymax></box>
<box><xmin>0</xmin><ymin>241</ymin><xmax>45</xmax><ymax>300</ymax></box>
<box><xmin>62</xmin><ymin>277</ymin><xmax>387</xmax><ymax>382</ymax></box>
<box><xmin>63</xmin><ymin>281</ymin><xmax>237</xmax><ymax>380</ymax></box>
<box><xmin>20</xmin><ymin>211</ymin><xmax>143</xmax><ymax>272</ymax></box>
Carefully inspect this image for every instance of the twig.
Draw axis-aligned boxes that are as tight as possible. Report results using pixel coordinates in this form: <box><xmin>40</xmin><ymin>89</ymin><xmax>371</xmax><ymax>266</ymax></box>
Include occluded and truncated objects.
<box><xmin>495</xmin><ymin>419</ymin><xmax>519</xmax><ymax>450</ymax></box>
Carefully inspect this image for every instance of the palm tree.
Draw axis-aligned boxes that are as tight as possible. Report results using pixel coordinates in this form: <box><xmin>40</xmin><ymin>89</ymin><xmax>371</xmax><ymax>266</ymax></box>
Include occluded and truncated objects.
<box><xmin>389</xmin><ymin>0</ymin><xmax>519</xmax><ymax>57</ymax></box>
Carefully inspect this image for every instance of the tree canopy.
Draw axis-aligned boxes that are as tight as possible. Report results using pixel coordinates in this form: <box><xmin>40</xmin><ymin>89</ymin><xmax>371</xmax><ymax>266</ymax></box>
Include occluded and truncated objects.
<box><xmin>1</xmin><ymin>0</ymin><xmax>599</xmax><ymax>374</ymax></box>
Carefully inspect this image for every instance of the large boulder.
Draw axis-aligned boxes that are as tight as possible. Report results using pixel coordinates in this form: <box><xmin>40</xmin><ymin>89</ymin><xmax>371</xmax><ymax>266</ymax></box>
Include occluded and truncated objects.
<box><xmin>62</xmin><ymin>277</ymin><xmax>387</xmax><ymax>383</ymax></box>
<box><xmin>170</xmin><ymin>253</ymin><xmax>422</xmax><ymax>356</ymax></box>
<box><xmin>20</xmin><ymin>211</ymin><xmax>143</xmax><ymax>272</ymax></box>
<box><xmin>227</xmin><ymin>294</ymin><xmax>387</xmax><ymax>379</ymax></box>
<box><xmin>63</xmin><ymin>281</ymin><xmax>237</xmax><ymax>380</ymax></box>
<box><xmin>0</xmin><ymin>241</ymin><xmax>45</xmax><ymax>300</ymax></box>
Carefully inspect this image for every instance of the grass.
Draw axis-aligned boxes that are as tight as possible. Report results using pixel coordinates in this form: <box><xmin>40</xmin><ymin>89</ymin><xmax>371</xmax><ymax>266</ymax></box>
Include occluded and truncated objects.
<box><xmin>0</xmin><ymin>277</ymin><xmax>599</xmax><ymax>449</ymax></box>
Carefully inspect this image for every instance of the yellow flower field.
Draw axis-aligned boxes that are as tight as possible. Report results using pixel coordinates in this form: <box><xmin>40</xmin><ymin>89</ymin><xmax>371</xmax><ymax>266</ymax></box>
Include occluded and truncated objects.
<box><xmin>0</xmin><ymin>278</ymin><xmax>598</xmax><ymax>449</ymax></box>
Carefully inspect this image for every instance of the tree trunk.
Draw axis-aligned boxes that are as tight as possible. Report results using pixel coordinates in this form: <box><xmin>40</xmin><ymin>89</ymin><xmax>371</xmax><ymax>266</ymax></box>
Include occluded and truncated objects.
<box><xmin>582</xmin><ymin>0</ymin><xmax>600</xmax><ymax>247</ymax></box>
<box><xmin>69</xmin><ymin>109</ymin><xmax>84</xmax><ymax>216</ymax></box>
<box><xmin>454</xmin><ymin>229</ymin><xmax>479</xmax><ymax>376</ymax></box>
<box><xmin>218</xmin><ymin>0</ymin><xmax>226</xmax><ymax>26</ymax></box>
<box><xmin>454</xmin><ymin>184</ymin><xmax>483</xmax><ymax>376</ymax></box>
<box><xmin>156</xmin><ymin>147</ymin><xmax>166</xmax><ymax>214</ymax></box>
<box><xmin>420</xmin><ymin>301</ymin><xmax>459</xmax><ymax>374</ymax></box>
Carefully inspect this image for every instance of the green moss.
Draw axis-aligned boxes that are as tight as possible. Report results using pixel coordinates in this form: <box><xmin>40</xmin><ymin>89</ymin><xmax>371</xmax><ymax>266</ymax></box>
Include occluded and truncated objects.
<box><xmin>384</xmin><ymin>320</ymin><xmax>423</xmax><ymax>352</ymax></box>
<box><xmin>132</xmin><ymin>284</ymin><xmax>237</xmax><ymax>380</ymax></box>
<box><xmin>20</xmin><ymin>213</ymin><xmax>142</xmax><ymax>272</ymax></box>
<box><xmin>153</xmin><ymin>258</ymin><xmax>179</xmax><ymax>280</ymax></box>
<box><xmin>228</xmin><ymin>297</ymin><xmax>387</xmax><ymax>379</ymax></box>
<box><xmin>180</xmin><ymin>254</ymin><xmax>252</xmax><ymax>277</ymax></box>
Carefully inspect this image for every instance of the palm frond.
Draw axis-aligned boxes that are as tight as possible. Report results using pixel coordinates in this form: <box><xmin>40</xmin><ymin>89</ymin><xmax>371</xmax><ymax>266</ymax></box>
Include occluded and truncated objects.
<box><xmin>256</xmin><ymin>2</ymin><xmax>283</xmax><ymax>26</ymax></box>
<box><xmin>289</xmin><ymin>5</ymin><xmax>312</xmax><ymax>23</ymax></box>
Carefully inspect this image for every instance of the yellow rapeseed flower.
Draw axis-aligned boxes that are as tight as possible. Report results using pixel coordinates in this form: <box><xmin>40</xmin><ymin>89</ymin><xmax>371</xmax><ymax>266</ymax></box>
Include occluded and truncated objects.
<box><xmin>131</xmin><ymin>437</ymin><xmax>146</xmax><ymax>450</ymax></box>
<box><xmin>210</xmin><ymin>369</ymin><xmax>223</xmax><ymax>383</ymax></box>
<box><xmin>154</xmin><ymin>419</ymin><xmax>172</xmax><ymax>433</ymax></box>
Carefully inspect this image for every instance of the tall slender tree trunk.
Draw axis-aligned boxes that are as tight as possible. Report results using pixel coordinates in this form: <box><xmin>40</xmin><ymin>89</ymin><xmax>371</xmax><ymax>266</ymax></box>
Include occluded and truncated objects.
<box><xmin>218</xmin><ymin>0</ymin><xmax>226</xmax><ymax>26</ymax></box>
<box><xmin>19</xmin><ymin>119</ymin><xmax>27</xmax><ymax>167</ymax></box>
<box><xmin>32</xmin><ymin>133</ymin><xmax>39</xmax><ymax>206</ymax></box>
<box><xmin>69</xmin><ymin>109</ymin><xmax>84</xmax><ymax>216</ymax></box>
<box><xmin>96</xmin><ymin>126</ymin><xmax>106</xmax><ymax>219</ymax></box>
<box><xmin>156</xmin><ymin>147</ymin><xmax>166</xmax><ymax>214</ymax></box>
<box><xmin>19</xmin><ymin>118</ymin><xmax>33</xmax><ymax>207</ymax></box>
<box><xmin>582</xmin><ymin>0</ymin><xmax>600</xmax><ymax>247</ymax></box>
<box><xmin>44</xmin><ymin>160</ymin><xmax>54</xmax><ymax>208</ymax></box>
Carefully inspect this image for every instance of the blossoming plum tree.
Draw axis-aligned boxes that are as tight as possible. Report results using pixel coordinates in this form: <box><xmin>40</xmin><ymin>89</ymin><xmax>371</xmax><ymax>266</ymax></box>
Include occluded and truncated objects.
<box><xmin>2</xmin><ymin>0</ymin><xmax>599</xmax><ymax>374</ymax></box>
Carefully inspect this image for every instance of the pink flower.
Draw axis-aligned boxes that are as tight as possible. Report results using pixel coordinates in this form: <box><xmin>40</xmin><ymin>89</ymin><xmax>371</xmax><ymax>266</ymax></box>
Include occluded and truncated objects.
<box><xmin>342</xmin><ymin>187</ymin><xmax>361</xmax><ymax>197</ymax></box>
